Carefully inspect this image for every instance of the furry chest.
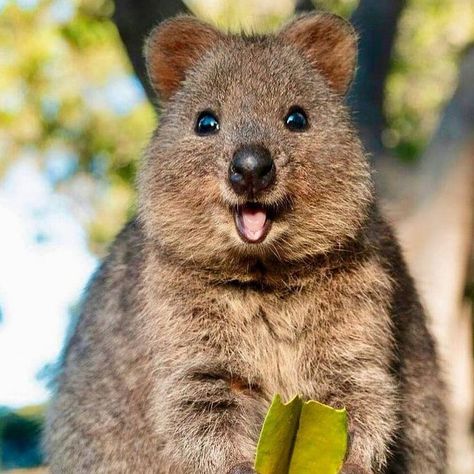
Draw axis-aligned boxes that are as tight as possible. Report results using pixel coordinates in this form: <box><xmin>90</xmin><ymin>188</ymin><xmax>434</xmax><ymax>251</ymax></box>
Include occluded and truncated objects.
<box><xmin>215</xmin><ymin>289</ymin><xmax>326</xmax><ymax>402</ymax></box>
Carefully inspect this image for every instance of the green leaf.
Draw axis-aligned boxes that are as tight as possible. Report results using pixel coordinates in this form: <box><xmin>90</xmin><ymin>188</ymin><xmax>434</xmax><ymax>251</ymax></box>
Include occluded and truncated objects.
<box><xmin>289</xmin><ymin>399</ymin><xmax>348</xmax><ymax>474</ymax></box>
<box><xmin>254</xmin><ymin>395</ymin><xmax>348</xmax><ymax>474</ymax></box>
<box><xmin>254</xmin><ymin>395</ymin><xmax>302</xmax><ymax>474</ymax></box>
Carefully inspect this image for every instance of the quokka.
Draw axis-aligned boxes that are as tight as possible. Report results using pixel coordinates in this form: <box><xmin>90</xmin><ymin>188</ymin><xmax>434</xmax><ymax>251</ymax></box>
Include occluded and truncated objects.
<box><xmin>45</xmin><ymin>12</ymin><xmax>447</xmax><ymax>474</ymax></box>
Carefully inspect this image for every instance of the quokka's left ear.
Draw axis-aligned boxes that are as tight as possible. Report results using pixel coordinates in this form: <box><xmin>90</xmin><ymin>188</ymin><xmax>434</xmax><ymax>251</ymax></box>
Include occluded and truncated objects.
<box><xmin>279</xmin><ymin>12</ymin><xmax>358</xmax><ymax>95</ymax></box>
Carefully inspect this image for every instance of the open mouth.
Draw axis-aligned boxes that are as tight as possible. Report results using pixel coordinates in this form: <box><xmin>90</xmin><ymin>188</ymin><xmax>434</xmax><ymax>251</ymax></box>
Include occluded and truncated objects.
<box><xmin>234</xmin><ymin>203</ymin><xmax>273</xmax><ymax>244</ymax></box>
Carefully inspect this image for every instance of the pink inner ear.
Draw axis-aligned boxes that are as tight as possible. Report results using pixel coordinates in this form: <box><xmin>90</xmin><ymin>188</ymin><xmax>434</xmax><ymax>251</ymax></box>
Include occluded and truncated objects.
<box><xmin>145</xmin><ymin>17</ymin><xmax>222</xmax><ymax>101</ymax></box>
<box><xmin>279</xmin><ymin>13</ymin><xmax>357</xmax><ymax>95</ymax></box>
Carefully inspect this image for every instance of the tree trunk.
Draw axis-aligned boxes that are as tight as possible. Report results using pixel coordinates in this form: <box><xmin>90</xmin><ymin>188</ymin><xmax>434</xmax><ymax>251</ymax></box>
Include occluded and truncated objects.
<box><xmin>113</xmin><ymin>0</ymin><xmax>189</xmax><ymax>104</ymax></box>
<box><xmin>294</xmin><ymin>0</ymin><xmax>315</xmax><ymax>13</ymax></box>
<box><xmin>348</xmin><ymin>0</ymin><xmax>406</xmax><ymax>157</ymax></box>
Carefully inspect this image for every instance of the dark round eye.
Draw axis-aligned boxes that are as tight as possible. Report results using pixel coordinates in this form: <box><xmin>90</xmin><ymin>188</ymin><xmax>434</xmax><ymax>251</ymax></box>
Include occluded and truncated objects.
<box><xmin>195</xmin><ymin>111</ymin><xmax>220</xmax><ymax>135</ymax></box>
<box><xmin>285</xmin><ymin>107</ymin><xmax>308</xmax><ymax>132</ymax></box>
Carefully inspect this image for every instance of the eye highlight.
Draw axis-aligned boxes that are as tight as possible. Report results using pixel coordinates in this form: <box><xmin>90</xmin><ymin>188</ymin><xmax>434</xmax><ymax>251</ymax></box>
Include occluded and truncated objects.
<box><xmin>284</xmin><ymin>107</ymin><xmax>308</xmax><ymax>132</ymax></box>
<box><xmin>195</xmin><ymin>111</ymin><xmax>220</xmax><ymax>135</ymax></box>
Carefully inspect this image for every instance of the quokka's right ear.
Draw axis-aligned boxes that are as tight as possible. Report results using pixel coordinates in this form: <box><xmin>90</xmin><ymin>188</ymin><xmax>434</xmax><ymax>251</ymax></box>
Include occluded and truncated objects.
<box><xmin>145</xmin><ymin>15</ymin><xmax>222</xmax><ymax>102</ymax></box>
<box><xmin>279</xmin><ymin>12</ymin><xmax>358</xmax><ymax>95</ymax></box>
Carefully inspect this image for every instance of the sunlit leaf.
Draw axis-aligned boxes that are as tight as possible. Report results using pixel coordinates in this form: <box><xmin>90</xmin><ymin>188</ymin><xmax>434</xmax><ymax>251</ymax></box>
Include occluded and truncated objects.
<box><xmin>254</xmin><ymin>394</ymin><xmax>347</xmax><ymax>474</ymax></box>
<box><xmin>255</xmin><ymin>395</ymin><xmax>302</xmax><ymax>474</ymax></box>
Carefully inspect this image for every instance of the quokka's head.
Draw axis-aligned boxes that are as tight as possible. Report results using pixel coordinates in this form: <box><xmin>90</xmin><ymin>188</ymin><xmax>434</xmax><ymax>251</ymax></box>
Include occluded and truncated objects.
<box><xmin>139</xmin><ymin>13</ymin><xmax>373</xmax><ymax>272</ymax></box>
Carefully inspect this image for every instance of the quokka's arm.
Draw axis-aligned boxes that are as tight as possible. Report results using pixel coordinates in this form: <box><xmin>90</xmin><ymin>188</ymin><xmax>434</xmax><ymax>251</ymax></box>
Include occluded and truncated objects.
<box><xmin>151</xmin><ymin>361</ymin><xmax>267</xmax><ymax>473</ymax></box>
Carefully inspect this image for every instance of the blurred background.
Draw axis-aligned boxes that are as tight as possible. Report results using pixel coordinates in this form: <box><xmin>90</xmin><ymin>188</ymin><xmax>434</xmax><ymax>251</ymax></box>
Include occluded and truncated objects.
<box><xmin>0</xmin><ymin>0</ymin><xmax>472</xmax><ymax>472</ymax></box>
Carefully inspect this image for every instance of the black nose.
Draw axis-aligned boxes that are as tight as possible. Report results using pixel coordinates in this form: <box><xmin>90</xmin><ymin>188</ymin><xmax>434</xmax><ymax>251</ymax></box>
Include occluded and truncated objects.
<box><xmin>229</xmin><ymin>145</ymin><xmax>275</xmax><ymax>196</ymax></box>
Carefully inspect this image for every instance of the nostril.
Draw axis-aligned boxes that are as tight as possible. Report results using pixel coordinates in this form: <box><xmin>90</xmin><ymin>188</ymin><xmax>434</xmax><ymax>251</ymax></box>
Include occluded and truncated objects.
<box><xmin>229</xmin><ymin>145</ymin><xmax>275</xmax><ymax>195</ymax></box>
<box><xmin>229</xmin><ymin>166</ymin><xmax>245</xmax><ymax>188</ymax></box>
<box><xmin>258</xmin><ymin>159</ymin><xmax>275</xmax><ymax>180</ymax></box>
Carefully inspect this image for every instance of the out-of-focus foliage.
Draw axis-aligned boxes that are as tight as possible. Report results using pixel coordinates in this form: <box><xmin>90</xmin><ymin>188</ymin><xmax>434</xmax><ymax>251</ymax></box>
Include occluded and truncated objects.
<box><xmin>1</xmin><ymin>0</ymin><xmax>473</xmax><ymax>250</ymax></box>
<box><xmin>186</xmin><ymin>0</ymin><xmax>295</xmax><ymax>32</ymax></box>
<box><xmin>0</xmin><ymin>0</ymin><xmax>155</xmax><ymax>255</ymax></box>
<box><xmin>0</xmin><ymin>405</ymin><xmax>44</xmax><ymax>469</ymax></box>
<box><xmin>186</xmin><ymin>0</ymin><xmax>358</xmax><ymax>30</ymax></box>
<box><xmin>385</xmin><ymin>0</ymin><xmax>474</xmax><ymax>161</ymax></box>
<box><xmin>315</xmin><ymin>0</ymin><xmax>357</xmax><ymax>18</ymax></box>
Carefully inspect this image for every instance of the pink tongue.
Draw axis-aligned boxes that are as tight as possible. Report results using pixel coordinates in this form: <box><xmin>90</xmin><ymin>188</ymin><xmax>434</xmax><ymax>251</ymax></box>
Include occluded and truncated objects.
<box><xmin>241</xmin><ymin>207</ymin><xmax>267</xmax><ymax>241</ymax></box>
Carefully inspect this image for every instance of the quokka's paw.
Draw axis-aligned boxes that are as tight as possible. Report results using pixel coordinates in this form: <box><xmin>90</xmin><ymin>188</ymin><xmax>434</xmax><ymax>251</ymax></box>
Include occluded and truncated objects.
<box><xmin>340</xmin><ymin>463</ymin><xmax>371</xmax><ymax>474</ymax></box>
<box><xmin>227</xmin><ymin>462</ymin><xmax>257</xmax><ymax>474</ymax></box>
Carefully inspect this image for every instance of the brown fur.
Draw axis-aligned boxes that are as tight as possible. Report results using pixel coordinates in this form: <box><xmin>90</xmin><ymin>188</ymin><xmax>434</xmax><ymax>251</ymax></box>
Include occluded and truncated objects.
<box><xmin>45</xmin><ymin>13</ymin><xmax>447</xmax><ymax>473</ymax></box>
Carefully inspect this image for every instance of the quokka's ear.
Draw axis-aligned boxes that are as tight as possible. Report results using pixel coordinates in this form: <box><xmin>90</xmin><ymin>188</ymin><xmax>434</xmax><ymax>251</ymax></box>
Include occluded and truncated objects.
<box><xmin>279</xmin><ymin>12</ymin><xmax>357</xmax><ymax>95</ymax></box>
<box><xmin>145</xmin><ymin>16</ymin><xmax>222</xmax><ymax>101</ymax></box>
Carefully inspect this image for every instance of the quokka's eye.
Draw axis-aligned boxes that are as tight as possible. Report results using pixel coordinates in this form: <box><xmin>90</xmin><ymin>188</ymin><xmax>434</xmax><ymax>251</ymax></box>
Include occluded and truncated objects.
<box><xmin>284</xmin><ymin>107</ymin><xmax>308</xmax><ymax>132</ymax></box>
<box><xmin>195</xmin><ymin>111</ymin><xmax>220</xmax><ymax>135</ymax></box>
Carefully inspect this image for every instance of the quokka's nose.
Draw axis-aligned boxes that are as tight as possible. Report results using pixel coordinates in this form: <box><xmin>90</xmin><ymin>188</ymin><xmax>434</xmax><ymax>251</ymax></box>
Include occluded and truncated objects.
<box><xmin>229</xmin><ymin>145</ymin><xmax>275</xmax><ymax>196</ymax></box>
